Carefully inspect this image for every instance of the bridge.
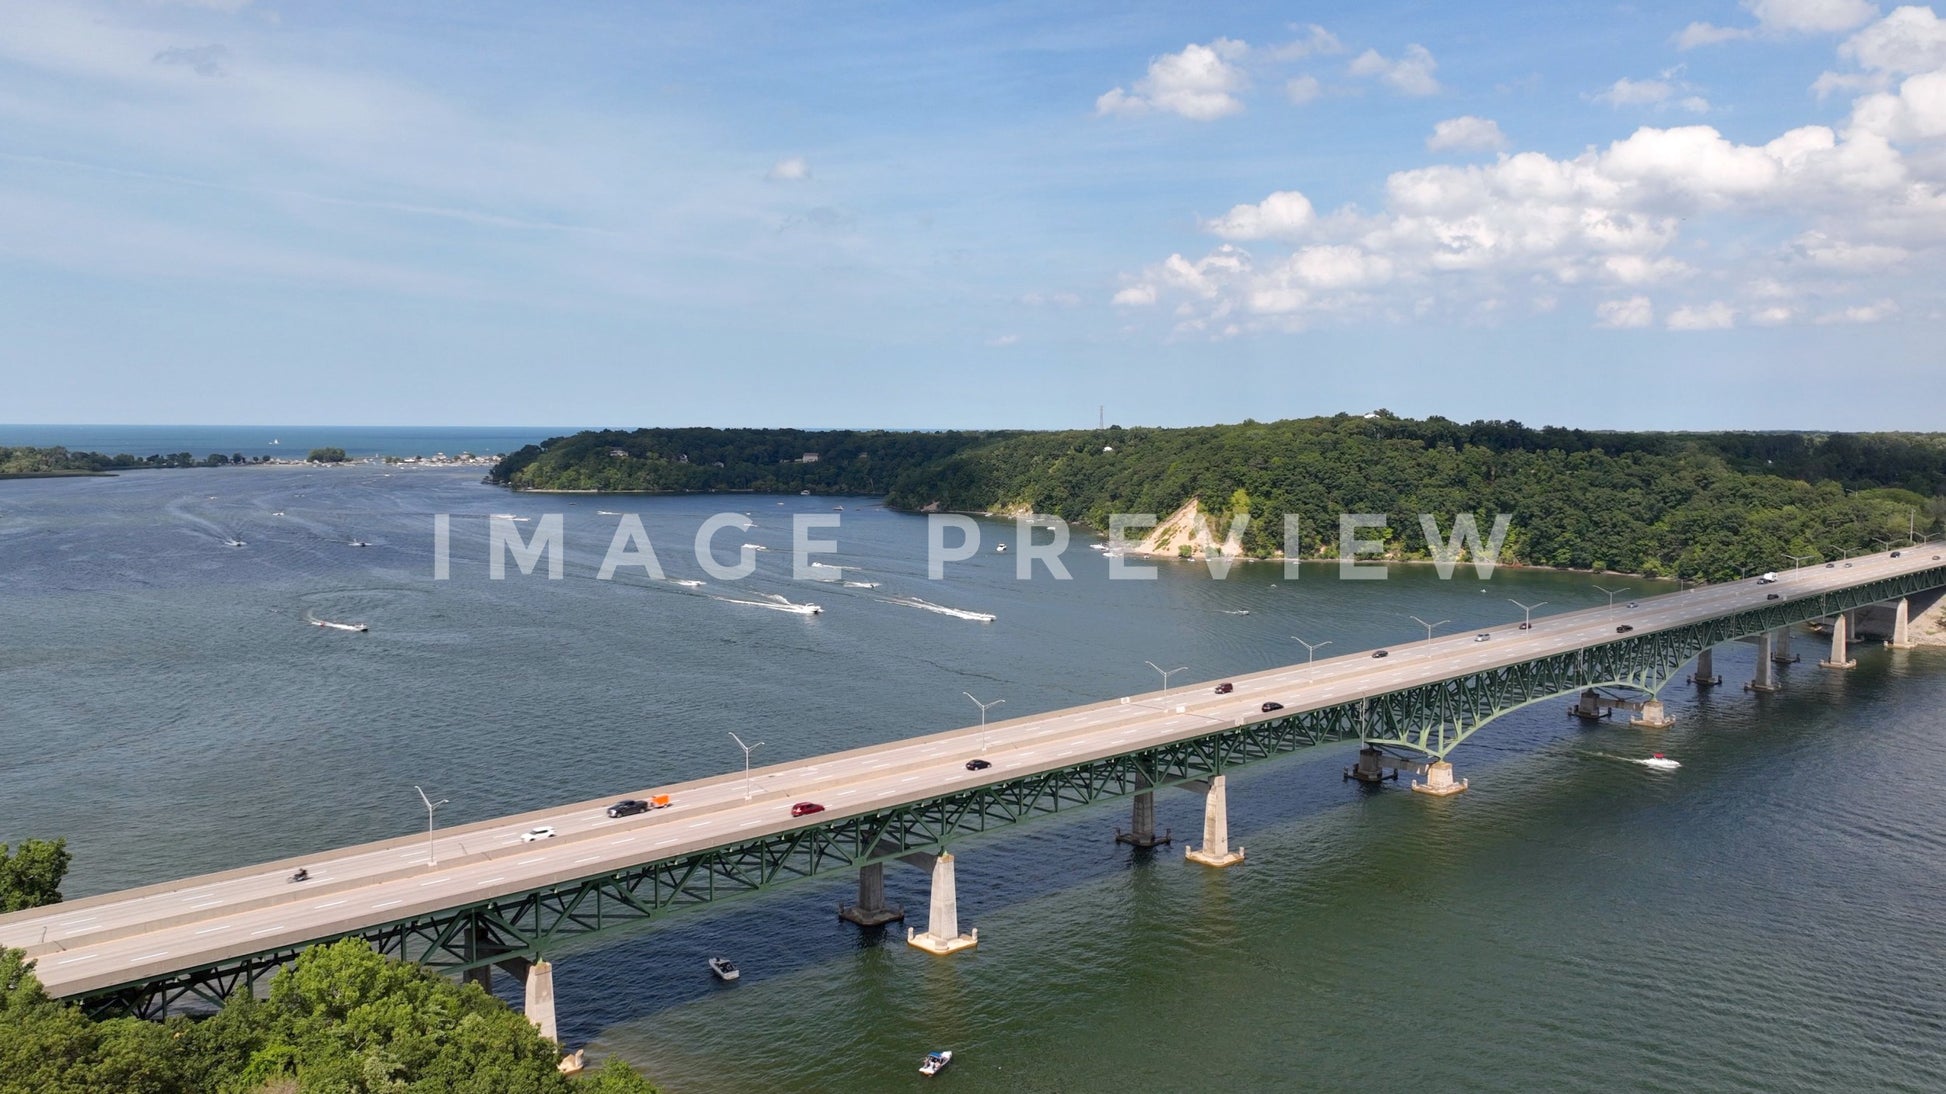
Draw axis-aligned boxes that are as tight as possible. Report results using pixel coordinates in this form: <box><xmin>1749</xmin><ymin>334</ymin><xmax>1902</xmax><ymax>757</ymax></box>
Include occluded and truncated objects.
<box><xmin>4</xmin><ymin>548</ymin><xmax>1942</xmax><ymax>1036</ymax></box>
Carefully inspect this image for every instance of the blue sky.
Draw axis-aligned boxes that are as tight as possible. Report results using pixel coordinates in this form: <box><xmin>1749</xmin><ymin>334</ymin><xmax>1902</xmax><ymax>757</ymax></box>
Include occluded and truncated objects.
<box><xmin>2</xmin><ymin>0</ymin><xmax>1944</xmax><ymax>430</ymax></box>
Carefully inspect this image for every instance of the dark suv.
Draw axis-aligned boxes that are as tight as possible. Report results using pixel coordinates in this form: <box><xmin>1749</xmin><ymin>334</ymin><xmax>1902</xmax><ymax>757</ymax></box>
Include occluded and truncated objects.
<box><xmin>1214</xmin><ymin>682</ymin><xmax>1234</xmax><ymax>694</ymax></box>
<box><xmin>606</xmin><ymin>799</ymin><xmax>649</xmax><ymax>818</ymax></box>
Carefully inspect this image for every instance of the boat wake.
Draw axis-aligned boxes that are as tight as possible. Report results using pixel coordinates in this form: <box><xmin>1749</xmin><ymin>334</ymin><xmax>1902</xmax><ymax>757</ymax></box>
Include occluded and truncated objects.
<box><xmin>490</xmin><ymin>513</ymin><xmax>530</xmax><ymax>522</ymax></box>
<box><xmin>1218</xmin><ymin>609</ymin><xmax>1250</xmax><ymax>615</ymax></box>
<box><xmin>597</xmin><ymin>510</ymin><xmax>622</xmax><ymax>516</ymax></box>
<box><xmin>1588</xmin><ymin>750</ymin><xmax>1681</xmax><ymax>771</ymax></box>
<box><xmin>669</xmin><ymin>578</ymin><xmax>706</xmax><ymax>588</ymax></box>
<box><xmin>715</xmin><ymin>593</ymin><xmax>822</xmax><ymax>615</ymax></box>
<box><xmin>305</xmin><ymin>615</ymin><xmax>369</xmax><ymax>633</ymax></box>
<box><xmin>884</xmin><ymin>596</ymin><xmax>995</xmax><ymax>623</ymax></box>
<box><xmin>843</xmin><ymin>580</ymin><xmax>880</xmax><ymax>589</ymax></box>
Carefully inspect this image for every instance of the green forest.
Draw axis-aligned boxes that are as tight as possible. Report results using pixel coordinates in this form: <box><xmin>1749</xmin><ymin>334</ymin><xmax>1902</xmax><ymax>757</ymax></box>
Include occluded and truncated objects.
<box><xmin>0</xmin><ymin>840</ymin><xmax>656</xmax><ymax>1093</ymax></box>
<box><xmin>490</xmin><ymin>416</ymin><xmax>1946</xmax><ymax>583</ymax></box>
<box><xmin>0</xmin><ymin>446</ymin><xmax>274</xmax><ymax>475</ymax></box>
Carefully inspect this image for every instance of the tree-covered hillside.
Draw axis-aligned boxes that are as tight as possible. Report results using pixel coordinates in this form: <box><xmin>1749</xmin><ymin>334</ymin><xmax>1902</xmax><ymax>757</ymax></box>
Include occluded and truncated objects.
<box><xmin>491</xmin><ymin>416</ymin><xmax>1946</xmax><ymax>583</ymax></box>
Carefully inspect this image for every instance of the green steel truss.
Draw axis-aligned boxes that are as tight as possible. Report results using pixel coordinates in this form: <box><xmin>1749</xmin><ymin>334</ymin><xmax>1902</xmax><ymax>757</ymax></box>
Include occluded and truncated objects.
<box><xmin>80</xmin><ymin>565</ymin><xmax>1946</xmax><ymax>1018</ymax></box>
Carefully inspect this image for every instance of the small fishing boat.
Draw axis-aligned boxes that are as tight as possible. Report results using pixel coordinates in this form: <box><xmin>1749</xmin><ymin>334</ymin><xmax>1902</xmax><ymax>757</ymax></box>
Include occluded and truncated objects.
<box><xmin>919</xmin><ymin>1050</ymin><xmax>952</xmax><ymax>1077</ymax></box>
<box><xmin>707</xmin><ymin>957</ymin><xmax>740</xmax><ymax>982</ymax></box>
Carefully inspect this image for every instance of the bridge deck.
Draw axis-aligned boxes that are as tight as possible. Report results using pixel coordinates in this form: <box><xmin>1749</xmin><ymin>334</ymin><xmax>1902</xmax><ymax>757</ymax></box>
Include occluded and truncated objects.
<box><xmin>4</xmin><ymin>548</ymin><xmax>1941</xmax><ymax>1000</ymax></box>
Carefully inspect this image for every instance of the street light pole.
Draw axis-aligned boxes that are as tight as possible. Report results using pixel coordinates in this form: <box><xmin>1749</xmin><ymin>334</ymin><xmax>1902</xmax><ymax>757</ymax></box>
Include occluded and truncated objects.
<box><xmin>1143</xmin><ymin>659</ymin><xmax>1189</xmax><ymax>694</ymax></box>
<box><xmin>1782</xmin><ymin>552</ymin><xmax>1815</xmax><ymax>572</ymax></box>
<box><xmin>1407</xmin><ymin>615</ymin><xmax>1449</xmax><ymax>654</ymax></box>
<box><xmin>1290</xmin><ymin>636</ymin><xmax>1331</xmax><ymax>679</ymax></box>
<box><xmin>728</xmin><ymin>731</ymin><xmax>763</xmax><ymax>801</ymax></box>
<box><xmin>1507</xmin><ymin>599</ymin><xmax>1547</xmax><ymax>627</ymax></box>
<box><xmin>413</xmin><ymin>785</ymin><xmax>447</xmax><ymax>868</ymax></box>
<box><xmin>1825</xmin><ymin>544</ymin><xmax>1853</xmax><ymax>561</ymax></box>
<box><xmin>964</xmin><ymin>691</ymin><xmax>1006</xmax><ymax>751</ymax></box>
<box><xmin>1592</xmin><ymin>584</ymin><xmax>1631</xmax><ymax>615</ymax></box>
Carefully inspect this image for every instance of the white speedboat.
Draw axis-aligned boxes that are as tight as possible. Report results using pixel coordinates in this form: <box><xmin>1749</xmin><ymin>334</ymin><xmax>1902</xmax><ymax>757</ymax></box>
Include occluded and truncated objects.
<box><xmin>1638</xmin><ymin>753</ymin><xmax>1681</xmax><ymax>770</ymax></box>
<box><xmin>919</xmin><ymin>1051</ymin><xmax>952</xmax><ymax>1077</ymax></box>
<box><xmin>348</xmin><ymin>539</ymin><xmax>371</xmax><ymax>548</ymax></box>
<box><xmin>707</xmin><ymin>957</ymin><xmax>740</xmax><ymax>981</ymax></box>
<box><xmin>995</xmin><ymin>544</ymin><xmax>1008</xmax><ymax>553</ymax></box>
<box><xmin>223</xmin><ymin>538</ymin><xmax>246</xmax><ymax>548</ymax></box>
<box><xmin>310</xmin><ymin>619</ymin><xmax>369</xmax><ymax>633</ymax></box>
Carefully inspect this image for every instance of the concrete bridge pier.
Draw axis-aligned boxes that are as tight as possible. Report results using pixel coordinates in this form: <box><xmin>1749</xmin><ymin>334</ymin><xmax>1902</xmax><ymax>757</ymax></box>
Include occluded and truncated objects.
<box><xmin>1569</xmin><ymin>688</ymin><xmax>1610</xmax><ymax>720</ymax></box>
<box><xmin>1691</xmin><ymin>647</ymin><xmax>1722</xmax><ymax>687</ymax></box>
<box><xmin>839</xmin><ymin>862</ymin><xmax>904</xmax><ymax>926</ymax></box>
<box><xmin>1345</xmin><ymin>745</ymin><xmax>1397</xmax><ymax>783</ymax></box>
<box><xmin>1891</xmin><ymin>599</ymin><xmax>1916</xmax><ymax>649</ymax></box>
<box><xmin>1747</xmin><ymin>634</ymin><xmax>1781</xmax><ymax>692</ymax></box>
<box><xmin>1629</xmin><ymin>697</ymin><xmax>1675</xmax><ymax>729</ymax></box>
<box><xmin>906</xmin><ymin>852</ymin><xmax>977</xmax><ymax>955</ymax></box>
<box><xmin>1410</xmin><ymin>761</ymin><xmax>1468</xmax><ymax>796</ymax></box>
<box><xmin>1183</xmin><ymin>775</ymin><xmax>1245</xmax><ymax>866</ymax></box>
<box><xmin>524</xmin><ymin>960</ymin><xmax>557</xmax><ymax>1044</ymax></box>
<box><xmin>1115</xmin><ymin>777</ymin><xmax>1171</xmax><ymax>847</ymax></box>
<box><xmin>1821</xmin><ymin>613</ymin><xmax>1858</xmax><ymax>669</ymax></box>
<box><xmin>1771</xmin><ymin>627</ymin><xmax>1800</xmax><ymax>664</ymax></box>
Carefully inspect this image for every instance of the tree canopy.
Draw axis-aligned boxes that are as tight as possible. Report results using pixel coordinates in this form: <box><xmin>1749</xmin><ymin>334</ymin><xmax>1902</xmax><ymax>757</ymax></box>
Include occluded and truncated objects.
<box><xmin>0</xmin><ymin>940</ymin><xmax>658</xmax><ymax>1094</ymax></box>
<box><xmin>0</xmin><ymin>838</ymin><xmax>71</xmax><ymax>913</ymax></box>
<box><xmin>490</xmin><ymin>417</ymin><xmax>1946</xmax><ymax>582</ymax></box>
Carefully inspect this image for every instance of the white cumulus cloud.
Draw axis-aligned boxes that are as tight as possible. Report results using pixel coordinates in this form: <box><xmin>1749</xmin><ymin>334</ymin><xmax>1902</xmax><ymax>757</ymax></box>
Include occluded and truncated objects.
<box><xmin>1112</xmin><ymin>284</ymin><xmax>1158</xmax><ymax>307</ymax></box>
<box><xmin>1203</xmin><ymin>191</ymin><xmax>1317</xmax><ymax>241</ymax></box>
<box><xmin>1097</xmin><ymin>39</ymin><xmax>1249</xmax><ymax>120</ymax></box>
<box><xmin>1815</xmin><ymin>297</ymin><xmax>1900</xmax><ymax>321</ymax></box>
<box><xmin>1680</xmin><ymin>0</ymin><xmax>1880</xmax><ymax>48</ymax></box>
<box><xmin>1348</xmin><ymin>44</ymin><xmax>1440</xmax><ymax>96</ymax></box>
<box><xmin>1286</xmin><ymin>75</ymin><xmax>1323</xmax><ymax>105</ymax></box>
<box><xmin>766</xmin><ymin>156</ymin><xmax>810</xmax><ymax>182</ymax></box>
<box><xmin>1595</xmin><ymin>296</ymin><xmax>1655</xmax><ymax>327</ymax></box>
<box><xmin>1427</xmin><ymin>116</ymin><xmax>1508</xmax><ymax>152</ymax></box>
<box><xmin>1668</xmin><ymin>301</ymin><xmax>1738</xmax><ymax>329</ymax></box>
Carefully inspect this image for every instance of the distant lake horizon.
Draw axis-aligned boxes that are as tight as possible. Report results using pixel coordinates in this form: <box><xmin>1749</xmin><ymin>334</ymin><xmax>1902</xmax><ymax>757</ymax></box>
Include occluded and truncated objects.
<box><xmin>0</xmin><ymin>424</ymin><xmax>582</xmax><ymax>461</ymax></box>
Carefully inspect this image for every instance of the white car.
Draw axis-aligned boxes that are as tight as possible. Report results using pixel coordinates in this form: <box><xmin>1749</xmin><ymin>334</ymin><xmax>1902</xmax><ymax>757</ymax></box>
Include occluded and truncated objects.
<box><xmin>519</xmin><ymin>826</ymin><xmax>556</xmax><ymax>843</ymax></box>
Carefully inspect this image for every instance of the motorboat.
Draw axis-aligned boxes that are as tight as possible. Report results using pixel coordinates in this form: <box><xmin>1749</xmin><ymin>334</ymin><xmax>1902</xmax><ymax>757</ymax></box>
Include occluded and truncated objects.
<box><xmin>1639</xmin><ymin>753</ymin><xmax>1681</xmax><ymax>770</ymax></box>
<box><xmin>707</xmin><ymin>957</ymin><xmax>740</xmax><ymax>982</ymax></box>
<box><xmin>223</xmin><ymin>538</ymin><xmax>246</xmax><ymax>548</ymax></box>
<box><xmin>309</xmin><ymin>619</ymin><xmax>369</xmax><ymax>633</ymax></box>
<box><xmin>919</xmin><ymin>1051</ymin><xmax>952</xmax><ymax>1077</ymax></box>
<box><xmin>348</xmin><ymin>539</ymin><xmax>371</xmax><ymax>548</ymax></box>
<box><xmin>995</xmin><ymin>544</ymin><xmax>1008</xmax><ymax>553</ymax></box>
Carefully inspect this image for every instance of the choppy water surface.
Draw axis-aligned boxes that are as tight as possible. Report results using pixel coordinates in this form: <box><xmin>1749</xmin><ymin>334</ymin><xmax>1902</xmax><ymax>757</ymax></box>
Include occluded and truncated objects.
<box><xmin>2</xmin><ymin>466</ymin><xmax>1942</xmax><ymax>1092</ymax></box>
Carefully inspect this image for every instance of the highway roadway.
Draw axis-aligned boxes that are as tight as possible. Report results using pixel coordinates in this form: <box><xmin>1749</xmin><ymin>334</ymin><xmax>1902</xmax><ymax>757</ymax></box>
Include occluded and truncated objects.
<box><xmin>4</xmin><ymin>547</ymin><xmax>1940</xmax><ymax>998</ymax></box>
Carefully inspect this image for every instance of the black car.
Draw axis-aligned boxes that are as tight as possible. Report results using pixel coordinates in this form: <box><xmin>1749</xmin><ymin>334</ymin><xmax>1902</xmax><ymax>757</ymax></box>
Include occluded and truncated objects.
<box><xmin>965</xmin><ymin>758</ymin><xmax>992</xmax><ymax>771</ymax></box>
<box><xmin>1766</xmin><ymin>593</ymin><xmax>1780</xmax><ymax>600</ymax></box>
<box><xmin>1261</xmin><ymin>701</ymin><xmax>1284</xmax><ymax>713</ymax></box>
<box><xmin>1372</xmin><ymin>649</ymin><xmax>1389</xmax><ymax>658</ymax></box>
<box><xmin>1826</xmin><ymin>562</ymin><xmax>1836</xmax><ymax>568</ymax></box>
<box><xmin>606</xmin><ymin>799</ymin><xmax>649</xmax><ymax>818</ymax></box>
<box><xmin>1214</xmin><ymin>682</ymin><xmax>1234</xmax><ymax>694</ymax></box>
<box><xmin>1616</xmin><ymin>624</ymin><xmax>1633</xmax><ymax>633</ymax></box>
<box><xmin>1518</xmin><ymin>621</ymin><xmax>1533</xmax><ymax>630</ymax></box>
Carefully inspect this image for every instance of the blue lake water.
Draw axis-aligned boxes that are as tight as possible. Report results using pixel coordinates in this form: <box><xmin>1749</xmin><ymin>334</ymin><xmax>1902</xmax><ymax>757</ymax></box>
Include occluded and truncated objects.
<box><xmin>2</xmin><ymin>465</ymin><xmax>1943</xmax><ymax>1092</ymax></box>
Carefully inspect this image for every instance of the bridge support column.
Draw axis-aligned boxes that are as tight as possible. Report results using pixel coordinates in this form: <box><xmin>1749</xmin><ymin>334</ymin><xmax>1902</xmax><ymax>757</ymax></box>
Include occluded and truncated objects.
<box><xmin>1891</xmin><ymin>599</ymin><xmax>1916</xmax><ymax>650</ymax></box>
<box><xmin>1691</xmin><ymin>647</ymin><xmax>1721</xmax><ymax>687</ymax></box>
<box><xmin>1747</xmin><ymin>634</ymin><xmax>1780</xmax><ymax>692</ymax></box>
<box><xmin>1821</xmin><ymin>613</ymin><xmax>1858</xmax><ymax>669</ymax></box>
<box><xmin>1184</xmin><ymin>775</ymin><xmax>1245</xmax><ymax>867</ymax></box>
<box><xmin>524</xmin><ymin>960</ymin><xmax>558</xmax><ymax>1044</ymax></box>
<box><xmin>1629</xmin><ymin>698</ymin><xmax>1674</xmax><ymax>729</ymax></box>
<box><xmin>906</xmin><ymin>853</ymin><xmax>977</xmax><ymax>955</ymax></box>
<box><xmin>1115</xmin><ymin>787</ymin><xmax>1170</xmax><ymax>847</ymax></box>
<box><xmin>1345</xmin><ymin>745</ymin><xmax>1396</xmax><ymax>783</ymax></box>
<box><xmin>1771</xmin><ymin>627</ymin><xmax>1799</xmax><ymax>664</ymax></box>
<box><xmin>1569</xmin><ymin>688</ymin><xmax>1609</xmax><ymax>720</ymax></box>
<box><xmin>839</xmin><ymin>862</ymin><xmax>904</xmax><ymax>926</ymax></box>
<box><xmin>1411</xmin><ymin>761</ymin><xmax>1468</xmax><ymax>796</ymax></box>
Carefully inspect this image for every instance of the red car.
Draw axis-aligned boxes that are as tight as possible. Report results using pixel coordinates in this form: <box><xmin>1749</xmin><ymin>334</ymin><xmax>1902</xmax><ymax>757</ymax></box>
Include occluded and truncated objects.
<box><xmin>790</xmin><ymin>802</ymin><xmax>825</xmax><ymax>817</ymax></box>
<box><xmin>1214</xmin><ymin>682</ymin><xmax>1234</xmax><ymax>694</ymax></box>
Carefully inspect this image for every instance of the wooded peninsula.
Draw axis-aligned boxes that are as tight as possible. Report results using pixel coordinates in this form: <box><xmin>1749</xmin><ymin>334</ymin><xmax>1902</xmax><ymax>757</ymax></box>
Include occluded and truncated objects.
<box><xmin>487</xmin><ymin>415</ymin><xmax>1946</xmax><ymax>583</ymax></box>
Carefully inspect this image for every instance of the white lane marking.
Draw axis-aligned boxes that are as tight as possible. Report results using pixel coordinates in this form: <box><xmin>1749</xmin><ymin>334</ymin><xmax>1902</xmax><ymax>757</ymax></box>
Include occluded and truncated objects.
<box><xmin>474</xmin><ymin>876</ymin><xmax>506</xmax><ymax>888</ymax></box>
<box><xmin>129</xmin><ymin>950</ymin><xmax>170</xmax><ymax>964</ymax></box>
<box><xmin>652</xmin><ymin>838</ymin><xmax>677</xmax><ymax>847</ymax></box>
<box><xmin>900</xmin><ymin>776</ymin><xmax>922</xmax><ymax>783</ymax></box>
<box><xmin>574</xmin><ymin>855</ymin><xmax>603</xmax><ymax>864</ymax></box>
<box><xmin>195</xmin><ymin>925</ymin><xmax>232</xmax><ymax>936</ymax></box>
<box><xmin>372</xmin><ymin>899</ymin><xmax>404</xmax><ymax>910</ymax></box>
<box><xmin>249</xmin><ymin>925</ymin><xmax>285</xmax><ymax>937</ymax></box>
<box><xmin>686</xmin><ymin>821</ymin><xmax>711</xmax><ymax>829</ymax></box>
<box><xmin>517</xmin><ymin>856</ymin><xmax>546</xmax><ymax>865</ymax></box>
<box><xmin>418</xmin><ymin>878</ymin><xmax>450</xmax><ymax>887</ymax></box>
<box><xmin>610</xmin><ymin>837</ymin><xmax>636</xmax><ymax>845</ymax></box>
<box><xmin>312</xmin><ymin>900</ymin><xmax>348</xmax><ymax>910</ymax></box>
<box><xmin>55</xmin><ymin>954</ymin><xmax>99</xmax><ymax>965</ymax></box>
<box><xmin>189</xmin><ymin>900</ymin><xmax>225</xmax><ymax>910</ymax></box>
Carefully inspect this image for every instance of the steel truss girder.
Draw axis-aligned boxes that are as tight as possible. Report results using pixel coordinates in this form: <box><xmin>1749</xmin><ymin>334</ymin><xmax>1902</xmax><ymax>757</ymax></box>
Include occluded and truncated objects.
<box><xmin>74</xmin><ymin>565</ymin><xmax>1946</xmax><ymax>1017</ymax></box>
